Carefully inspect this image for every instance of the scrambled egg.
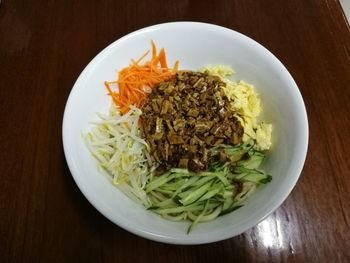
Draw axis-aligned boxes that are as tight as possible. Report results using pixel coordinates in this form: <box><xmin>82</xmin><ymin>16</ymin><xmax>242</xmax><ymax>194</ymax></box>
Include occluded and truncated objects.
<box><xmin>202</xmin><ymin>65</ymin><xmax>272</xmax><ymax>150</ymax></box>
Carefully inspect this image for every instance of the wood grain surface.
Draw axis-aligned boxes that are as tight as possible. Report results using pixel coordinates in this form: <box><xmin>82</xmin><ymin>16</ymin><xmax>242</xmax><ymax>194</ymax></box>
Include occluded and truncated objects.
<box><xmin>1</xmin><ymin>0</ymin><xmax>349</xmax><ymax>262</ymax></box>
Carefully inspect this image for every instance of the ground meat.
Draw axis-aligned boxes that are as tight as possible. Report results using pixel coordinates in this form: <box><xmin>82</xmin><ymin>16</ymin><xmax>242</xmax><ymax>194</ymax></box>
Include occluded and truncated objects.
<box><xmin>140</xmin><ymin>71</ymin><xmax>244</xmax><ymax>173</ymax></box>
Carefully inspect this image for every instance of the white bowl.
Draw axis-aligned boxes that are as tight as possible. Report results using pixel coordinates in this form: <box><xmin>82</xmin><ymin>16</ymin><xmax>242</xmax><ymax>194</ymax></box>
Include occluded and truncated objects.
<box><xmin>62</xmin><ymin>22</ymin><xmax>308</xmax><ymax>244</ymax></box>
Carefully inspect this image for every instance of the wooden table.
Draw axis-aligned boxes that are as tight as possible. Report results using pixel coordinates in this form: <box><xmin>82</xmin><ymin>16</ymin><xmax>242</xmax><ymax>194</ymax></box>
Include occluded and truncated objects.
<box><xmin>1</xmin><ymin>0</ymin><xmax>349</xmax><ymax>262</ymax></box>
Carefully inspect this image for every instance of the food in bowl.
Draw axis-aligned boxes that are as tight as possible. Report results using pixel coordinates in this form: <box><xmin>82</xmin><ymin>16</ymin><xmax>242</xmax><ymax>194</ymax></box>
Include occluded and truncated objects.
<box><xmin>85</xmin><ymin>41</ymin><xmax>272</xmax><ymax>233</ymax></box>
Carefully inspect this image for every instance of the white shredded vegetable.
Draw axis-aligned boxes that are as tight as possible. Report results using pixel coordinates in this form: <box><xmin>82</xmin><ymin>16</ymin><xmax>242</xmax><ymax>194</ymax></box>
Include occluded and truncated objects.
<box><xmin>85</xmin><ymin>104</ymin><xmax>152</xmax><ymax>207</ymax></box>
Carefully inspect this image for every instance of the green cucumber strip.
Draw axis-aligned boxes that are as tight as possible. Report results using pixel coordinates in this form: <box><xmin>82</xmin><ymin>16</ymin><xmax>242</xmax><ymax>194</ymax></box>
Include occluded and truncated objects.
<box><xmin>234</xmin><ymin>172</ymin><xmax>249</xmax><ymax>180</ymax></box>
<box><xmin>188</xmin><ymin>205</ymin><xmax>223</xmax><ymax>222</ymax></box>
<box><xmin>191</xmin><ymin>175</ymin><xmax>215</xmax><ymax>187</ymax></box>
<box><xmin>151</xmin><ymin>198</ymin><xmax>177</xmax><ymax>208</ymax></box>
<box><xmin>177</xmin><ymin>185</ymin><xmax>202</xmax><ymax>200</ymax></box>
<box><xmin>171</xmin><ymin>176</ymin><xmax>201</xmax><ymax>198</ymax></box>
<box><xmin>219</xmin><ymin>205</ymin><xmax>243</xmax><ymax>216</ymax></box>
<box><xmin>153</xmin><ymin>188</ymin><xmax>174</xmax><ymax>195</ymax></box>
<box><xmin>223</xmin><ymin>190</ymin><xmax>234</xmax><ymax>199</ymax></box>
<box><xmin>155</xmin><ymin>202</ymin><xmax>206</xmax><ymax>214</ymax></box>
<box><xmin>259</xmin><ymin>175</ymin><xmax>272</xmax><ymax>184</ymax></box>
<box><xmin>237</xmin><ymin>153</ymin><xmax>265</xmax><ymax>169</ymax></box>
<box><xmin>200</xmin><ymin>205</ymin><xmax>223</xmax><ymax>222</ymax></box>
<box><xmin>197</xmin><ymin>186</ymin><xmax>223</xmax><ymax>202</ymax></box>
<box><xmin>187</xmin><ymin>199</ymin><xmax>210</xmax><ymax>234</ymax></box>
<box><xmin>147</xmin><ymin>206</ymin><xmax>159</xmax><ymax>210</ymax></box>
<box><xmin>222</xmin><ymin>196</ymin><xmax>234</xmax><ymax>211</ymax></box>
<box><xmin>160</xmin><ymin>178</ymin><xmax>187</xmax><ymax>191</ymax></box>
<box><xmin>233</xmin><ymin>166</ymin><xmax>263</xmax><ymax>180</ymax></box>
<box><xmin>227</xmin><ymin>185</ymin><xmax>237</xmax><ymax>198</ymax></box>
<box><xmin>213</xmin><ymin>172</ymin><xmax>230</xmax><ymax>186</ymax></box>
<box><xmin>235</xmin><ymin>166</ymin><xmax>264</xmax><ymax>174</ymax></box>
<box><xmin>241</xmin><ymin>172</ymin><xmax>271</xmax><ymax>184</ymax></box>
<box><xmin>227</xmin><ymin>174</ymin><xmax>237</xmax><ymax>180</ymax></box>
<box><xmin>180</xmin><ymin>182</ymin><xmax>213</xmax><ymax>206</ymax></box>
<box><xmin>209</xmin><ymin>144</ymin><xmax>241</xmax><ymax>155</ymax></box>
<box><xmin>208</xmin><ymin>162</ymin><xmax>222</xmax><ymax>172</ymax></box>
<box><xmin>145</xmin><ymin>172</ymin><xmax>173</xmax><ymax>192</ymax></box>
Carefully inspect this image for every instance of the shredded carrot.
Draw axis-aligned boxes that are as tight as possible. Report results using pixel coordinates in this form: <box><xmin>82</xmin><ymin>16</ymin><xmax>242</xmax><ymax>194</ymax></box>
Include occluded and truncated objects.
<box><xmin>105</xmin><ymin>41</ymin><xmax>179</xmax><ymax>114</ymax></box>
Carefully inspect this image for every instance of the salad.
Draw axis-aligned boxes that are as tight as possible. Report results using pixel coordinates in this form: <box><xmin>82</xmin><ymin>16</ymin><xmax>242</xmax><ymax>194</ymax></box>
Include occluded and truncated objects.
<box><xmin>85</xmin><ymin>42</ymin><xmax>272</xmax><ymax>233</ymax></box>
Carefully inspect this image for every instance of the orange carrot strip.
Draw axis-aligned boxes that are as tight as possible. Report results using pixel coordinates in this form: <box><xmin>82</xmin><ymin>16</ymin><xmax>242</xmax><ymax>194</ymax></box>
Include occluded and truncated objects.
<box><xmin>104</xmin><ymin>41</ymin><xmax>180</xmax><ymax>115</ymax></box>
<box><xmin>158</xmin><ymin>48</ymin><xmax>168</xmax><ymax>69</ymax></box>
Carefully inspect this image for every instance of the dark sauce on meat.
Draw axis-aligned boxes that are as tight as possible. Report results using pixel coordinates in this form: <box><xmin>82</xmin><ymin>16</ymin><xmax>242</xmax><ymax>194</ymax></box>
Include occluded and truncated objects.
<box><xmin>140</xmin><ymin>71</ymin><xmax>244</xmax><ymax>174</ymax></box>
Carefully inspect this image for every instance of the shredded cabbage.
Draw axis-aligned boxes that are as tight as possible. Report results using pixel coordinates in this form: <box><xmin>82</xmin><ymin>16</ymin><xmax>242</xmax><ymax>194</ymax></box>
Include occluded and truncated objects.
<box><xmin>85</xmin><ymin>104</ymin><xmax>151</xmax><ymax>207</ymax></box>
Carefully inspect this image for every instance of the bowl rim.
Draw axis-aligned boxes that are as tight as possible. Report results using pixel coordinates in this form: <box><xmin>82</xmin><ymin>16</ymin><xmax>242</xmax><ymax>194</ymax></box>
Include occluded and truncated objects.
<box><xmin>62</xmin><ymin>21</ymin><xmax>309</xmax><ymax>245</ymax></box>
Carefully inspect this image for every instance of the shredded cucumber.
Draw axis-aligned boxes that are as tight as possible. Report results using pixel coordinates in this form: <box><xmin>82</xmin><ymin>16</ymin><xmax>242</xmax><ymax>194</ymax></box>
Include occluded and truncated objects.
<box><xmin>145</xmin><ymin>141</ymin><xmax>271</xmax><ymax>233</ymax></box>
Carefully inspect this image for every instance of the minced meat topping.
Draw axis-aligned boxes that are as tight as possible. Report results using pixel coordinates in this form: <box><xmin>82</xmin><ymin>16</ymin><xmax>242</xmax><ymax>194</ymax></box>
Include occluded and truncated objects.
<box><xmin>140</xmin><ymin>71</ymin><xmax>244</xmax><ymax>174</ymax></box>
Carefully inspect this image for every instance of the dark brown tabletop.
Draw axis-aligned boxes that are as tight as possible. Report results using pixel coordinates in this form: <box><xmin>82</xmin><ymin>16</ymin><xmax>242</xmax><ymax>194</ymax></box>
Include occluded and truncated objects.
<box><xmin>1</xmin><ymin>0</ymin><xmax>350</xmax><ymax>262</ymax></box>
